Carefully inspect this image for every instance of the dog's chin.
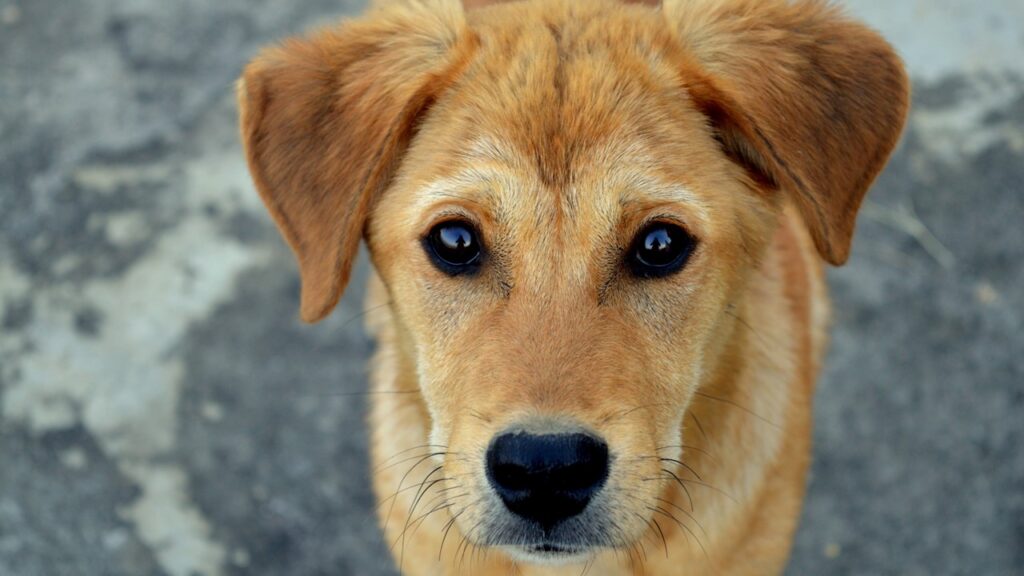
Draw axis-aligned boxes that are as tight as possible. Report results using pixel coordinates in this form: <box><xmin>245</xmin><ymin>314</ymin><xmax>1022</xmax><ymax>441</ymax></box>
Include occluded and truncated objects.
<box><xmin>501</xmin><ymin>543</ymin><xmax>594</xmax><ymax>566</ymax></box>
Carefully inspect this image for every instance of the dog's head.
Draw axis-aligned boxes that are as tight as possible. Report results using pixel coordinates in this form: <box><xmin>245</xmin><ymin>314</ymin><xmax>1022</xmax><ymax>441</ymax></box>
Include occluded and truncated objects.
<box><xmin>239</xmin><ymin>0</ymin><xmax>908</xmax><ymax>564</ymax></box>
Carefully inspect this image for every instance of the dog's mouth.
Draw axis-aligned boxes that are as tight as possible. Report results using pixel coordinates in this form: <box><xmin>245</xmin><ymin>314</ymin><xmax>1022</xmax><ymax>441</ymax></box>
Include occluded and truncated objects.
<box><xmin>503</xmin><ymin>542</ymin><xmax>591</xmax><ymax>564</ymax></box>
<box><xmin>531</xmin><ymin>543</ymin><xmax>580</xmax><ymax>554</ymax></box>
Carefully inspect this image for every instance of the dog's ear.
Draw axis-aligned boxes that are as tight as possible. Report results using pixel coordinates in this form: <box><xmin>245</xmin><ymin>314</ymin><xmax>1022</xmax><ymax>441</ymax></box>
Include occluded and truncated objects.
<box><xmin>238</xmin><ymin>0</ymin><xmax>472</xmax><ymax>322</ymax></box>
<box><xmin>663</xmin><ymin>0</ymin><xmax>910</xmax><ymax>265</ymax></box>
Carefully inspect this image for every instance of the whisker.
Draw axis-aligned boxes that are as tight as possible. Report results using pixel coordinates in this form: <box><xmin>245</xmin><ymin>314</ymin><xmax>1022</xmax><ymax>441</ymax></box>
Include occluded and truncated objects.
<box><xmin>374</xmin><ymin>475</ymin><xmax>468</xmax><ymax>515</ymax></box>
<box><xmin>394</xmin><ymin>466</ymin><xmax>446</xmax><ymax>568</ymax></box>
<box><xmin>636</xmin><ymin>537</ymin><xmax>648</xmax><ymax>568</ymax></box>
<box><xmin>382</xmin><ymin>453</ymin><xmax>447</xmax><ymax>535</ymax></box>
<box><xmin>646</xmin><ymin>468</ymin><xmax>739</xmax><ymax>504</ymax></box>
<box><xmin>654</xmin><ymin>496</ymin><xmax>711</xmax><ymax>542</ymax></box>
<box><xmin>408</xmin><ymin>472</ymin><xmax>447</xmax><ymax>524</ymax></box>
<box><xmin>414</xmin><ymin>486</ymin><xmax>464</xmax><ymax>521</ymax></box>
<box><xmin>693</xmin><ymin>390</ymin><xmax>781</xmax><ymax>430</ymax></box>
<box><xmin>723</xmin><ymin>307</ymin><xmax>773</xmax><ymax>352</ymax></box>
<box><xmin>690</xmin><ymin>412</ymin><xmax>708</xmax><ymax>442</ymax></box>
<box><xmin>599</xmin><ymin>402</ymin><xmax>672</xmax><ymax>425</ymax></box>
<box><xmin>604</xmin><ymin>517</ymin><xmax>627</xmax><ymax>567</ymax></box>
<box><xmin>458</xmin><ymin>517</ymin><xmax>486</xmax><ymax>572</ymax></box>
<box><xmin>438</xmin><ymin>507</ymin><xmax>466</xmax><ymax>561</ymax></box>
<box><xmin>467</xmin><ymin>409</ymin><xmax>491</xmax><ymax>423</ymax></box>
<box><xmin>646</xmin><ymin>514</ymin><xmax>669</xmax><ymax>558</ymax></box>
<box><xmin>656</xmin><ymin>443</ymin><xmax>718</xmax><ymax>464</ymax></box>
<box><xmin>375</xmin><ymin>450</ymin><xmax>447</xmax><ymax>474</ymax></box>
<box><xmin>297</xmin><ymin>300</ymin><xmax>393</xmax><ymax>358</ymax></box>
<box><xmin>395</xmin><ymin>466</ymin><xmax>446</xmax><ymax>551</ymax></box>
<box><xmin>579</xmin><ymin>557</ymin><xmax>593</xmax><ymax>576</ymax></box>
<box><xmin>659</xmin><ymin>457</ymin><xmax>703</xmax><ymax>480</ymax></box>
<box><xmin>340</xmin><ymin>300</ymin><xmax>393</xmax><ymax>329</ymax></box>
<box><xmin>408</xmin><ymin>497</ymin><xmax>460</xmax><ymax>540</ymax></box>
<box><xmin>632</xmin><ymin>541</ymin><xmax>645</xmax><ymax>571</ymax></box>
<box><xmin>374</xmin><ymin>481</ymin><xmax>436</xmax><ymax>513</ymax></box>
<box><xmin>647</xmin><ymin>505</ymin><xmax>712</xmax><ymax>566</ymax></box>
<box><xmin>657</xmin><ymin>467</ymin><xmax>694</xmax><ymax>511</ymax></box>
<box><xmin>375</xmin><ymin>444</ymin><xmax>449</xmax><ymax>469</ymax></box>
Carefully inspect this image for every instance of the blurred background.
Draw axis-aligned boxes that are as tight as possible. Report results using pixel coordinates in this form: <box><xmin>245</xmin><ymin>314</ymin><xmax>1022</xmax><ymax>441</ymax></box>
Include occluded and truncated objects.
<box><xmin>1</xmin><ymin>0</ymin><xmax>1022</xmax><ymax>575</ymax></box>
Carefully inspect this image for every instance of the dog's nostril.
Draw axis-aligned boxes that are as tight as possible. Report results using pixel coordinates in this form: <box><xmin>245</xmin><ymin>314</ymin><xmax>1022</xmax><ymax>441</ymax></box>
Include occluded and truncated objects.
<box><xmin>486</xmin><ymin>431</ymin><xmax>609</xmax><ymax>529</ymax></box>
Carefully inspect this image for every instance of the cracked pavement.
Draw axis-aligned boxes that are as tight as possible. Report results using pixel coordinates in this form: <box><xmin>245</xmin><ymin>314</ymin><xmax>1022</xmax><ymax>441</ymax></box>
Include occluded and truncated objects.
<box><xmin>1</xmin><ymin>1</ymin><xmax>1022</xmax><ymax>575</ymax></box>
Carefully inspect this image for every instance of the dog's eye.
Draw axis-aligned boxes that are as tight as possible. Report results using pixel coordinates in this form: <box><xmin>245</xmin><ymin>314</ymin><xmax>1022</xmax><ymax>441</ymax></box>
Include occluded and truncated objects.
<box><xmin>425</xmin><ymin>220</ymin><xmax>482</xmax><ymax>273</ymax></box>
<box><xmin>628</xmin><ymin>222</ymin><xmax>697</xmax><ymax>278</ymax></box>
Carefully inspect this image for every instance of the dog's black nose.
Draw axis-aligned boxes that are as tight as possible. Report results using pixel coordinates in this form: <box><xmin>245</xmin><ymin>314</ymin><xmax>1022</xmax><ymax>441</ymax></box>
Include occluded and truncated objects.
<box><xmin>486</xmin><ymin>432</ymin><xmax>609</xmax><ymax>529</ymax></box>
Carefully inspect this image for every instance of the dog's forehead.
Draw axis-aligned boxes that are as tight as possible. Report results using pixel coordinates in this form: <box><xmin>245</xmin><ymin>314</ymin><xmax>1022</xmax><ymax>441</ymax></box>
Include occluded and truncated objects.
<box><xmin>455</xmin><ymin>3</ymin><xmax>683</xmax><ymax>183</ymax></box>
<box><xmin>414</xmin><ymin>136</ymin><xmax>710</xmax><ymax>223</ymax></box>
<box><xmin>406</xmin><ymin>4</ymin><xmax>717</xmax><ymax>233</ymax></box>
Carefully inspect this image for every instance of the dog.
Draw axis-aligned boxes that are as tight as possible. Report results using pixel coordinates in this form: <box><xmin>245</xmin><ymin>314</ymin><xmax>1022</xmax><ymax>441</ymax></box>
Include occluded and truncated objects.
<box><xmin>237</xmin><ymin>0</ymin><xmax>908</xmax><ymax>573</ymax></box>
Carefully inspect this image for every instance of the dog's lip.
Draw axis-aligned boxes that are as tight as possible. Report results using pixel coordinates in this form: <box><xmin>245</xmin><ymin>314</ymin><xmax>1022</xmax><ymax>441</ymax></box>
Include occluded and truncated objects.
<box><xmin>502</xmin><ymin>541</ymin><xmax>594</xmax><ymax>566</ymax></box>
<box><xmin>530</xmin><ymin>543</ymin><xmax>579</xmax><ymax>554</ymax></box>
<box><xmin>514</xmin><ymin>542</ymin><xmax>590</xmax><ymax>557</ymax></box>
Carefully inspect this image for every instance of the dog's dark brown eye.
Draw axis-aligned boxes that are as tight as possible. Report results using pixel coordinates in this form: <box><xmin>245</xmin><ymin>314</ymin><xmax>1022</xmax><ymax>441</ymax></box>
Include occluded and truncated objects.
<box><xmin>425</xmin><ymin>221</ymin><xmax>482</xmax><ymax>274</ymax></box>
<box><xmin>628</xmin><ymin>223</ymin><xmax>696</xmax><ymax>278</ymax></box>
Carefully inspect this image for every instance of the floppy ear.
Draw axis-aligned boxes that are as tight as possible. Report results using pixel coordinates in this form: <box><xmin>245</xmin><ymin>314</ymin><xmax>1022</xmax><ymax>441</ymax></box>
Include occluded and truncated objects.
<box><xmin>238</xmin><ymin>0</ymin><xmax>473</xmax><ymax>322</ymax></box>
<box><xmin>664</xmin><ymin>0</ymin><xmax>910</xmax><ymax>264</ymax></box>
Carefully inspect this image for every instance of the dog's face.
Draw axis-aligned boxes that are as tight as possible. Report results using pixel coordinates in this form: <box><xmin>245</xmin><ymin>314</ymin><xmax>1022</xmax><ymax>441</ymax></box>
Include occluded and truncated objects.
<box><xmin>367</xmin><ymin>22</ymin><xmax>773</xmax><ymax>559</ymax></box>
<box><xmin>239</xmin><ymin>0</ymin><xmax>908</xmax><ymax>565</ymax></box>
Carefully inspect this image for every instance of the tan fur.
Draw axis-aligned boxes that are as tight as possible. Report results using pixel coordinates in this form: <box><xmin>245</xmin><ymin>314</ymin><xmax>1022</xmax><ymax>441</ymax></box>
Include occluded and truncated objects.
<box><xmin>238</xmin><ymin>0</ymin><xmax>908</xmax><ymax>573</ymax></box>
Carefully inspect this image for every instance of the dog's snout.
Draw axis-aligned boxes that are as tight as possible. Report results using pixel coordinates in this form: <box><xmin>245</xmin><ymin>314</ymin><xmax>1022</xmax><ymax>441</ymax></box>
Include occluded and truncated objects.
<box><xmin>486</xmin><ymin>432</ymin><xmax>609</xmax><ymax>529</ymax></box>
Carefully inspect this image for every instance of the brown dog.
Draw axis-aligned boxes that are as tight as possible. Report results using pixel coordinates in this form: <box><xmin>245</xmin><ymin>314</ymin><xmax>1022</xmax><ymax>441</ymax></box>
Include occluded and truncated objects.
<box><xmin>237</xmin><ymin>0</ymin><xmax>908</xmax><ymax>573</ymax></box>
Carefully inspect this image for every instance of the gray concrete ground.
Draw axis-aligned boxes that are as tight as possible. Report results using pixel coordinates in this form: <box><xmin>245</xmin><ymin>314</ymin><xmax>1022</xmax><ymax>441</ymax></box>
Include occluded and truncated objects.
<box><xmin>1</xmin><ymin>1</ymin><xmax>1021</xmax><ymax>575</ymax></box>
